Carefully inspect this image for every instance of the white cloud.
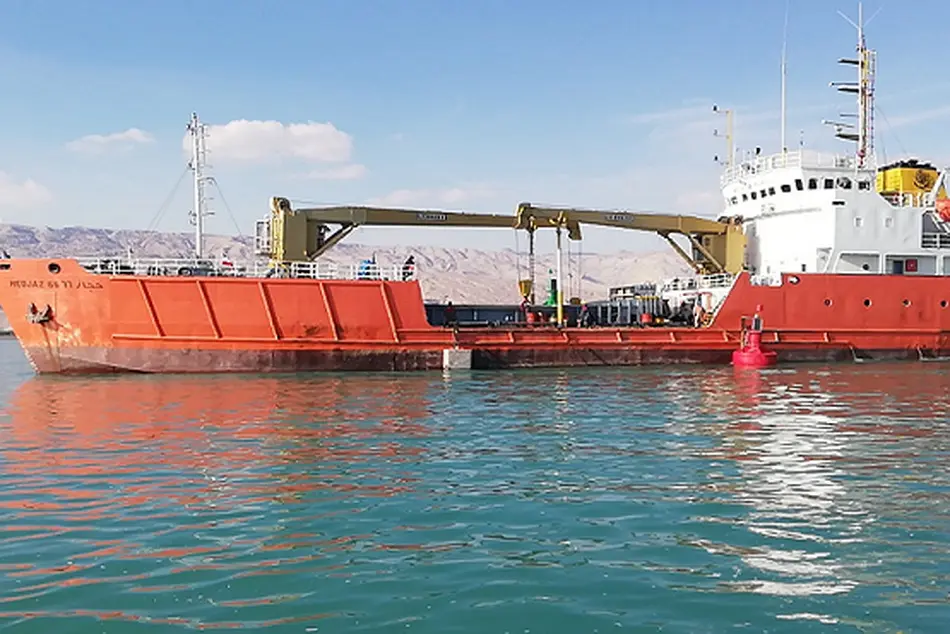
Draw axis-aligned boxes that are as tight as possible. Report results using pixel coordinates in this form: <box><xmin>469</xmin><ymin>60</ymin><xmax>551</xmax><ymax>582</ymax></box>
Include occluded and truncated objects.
<box><xmin>366</xmin><ymin>186</ymin><xmax>495</xmax><ymax>208</ymax></box>
<box><xmin>194</xmin><ymin>119</ymin><xmax>353</xmax><ymax>164</ymax></box>
<box><xmin>0</xmin><ymin>172</ymin><xmax>52</xmax><ymax>207</ymax></box>
<box><xmin>66</xmin><ymin>128</ymin><xmax>154</xmax><ymax>154</ymax></box>
<box><xmin>305</xmin><ymin>163</ymin><xmax>367</xmax><ymax>180</ymax></box>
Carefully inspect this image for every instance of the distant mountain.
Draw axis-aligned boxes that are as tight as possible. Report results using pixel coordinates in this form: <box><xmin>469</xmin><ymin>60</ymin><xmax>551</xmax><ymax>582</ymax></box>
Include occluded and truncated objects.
<box><xmin>0</xmin><ymin>223</ymin><xmax>692</xmax><ymax>332</ymax></box>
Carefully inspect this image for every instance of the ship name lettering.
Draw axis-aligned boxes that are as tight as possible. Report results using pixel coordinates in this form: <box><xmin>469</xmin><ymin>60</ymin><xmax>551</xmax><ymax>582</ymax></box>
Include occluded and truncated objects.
<box><xmin>8</xmin><ymin>279</ymin><xmax>99</xmax><ymax>290</ymax></box>
<box><xmin>9</xmin><ymin>280</ymin><xmax>44</xmax><ymax>288</ymax></box>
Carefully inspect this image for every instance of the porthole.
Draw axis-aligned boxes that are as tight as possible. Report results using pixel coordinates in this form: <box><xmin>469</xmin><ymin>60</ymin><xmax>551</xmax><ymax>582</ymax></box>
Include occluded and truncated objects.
<box><xmin>942</xmin><ymin>300</ymin><xmax>948</xmax><ymax>308</ymax></box>
<box><xmin>824</xmin><ymin>298</ymin><xmax>833</xmax><ymax>307</ymax></box>
<box><xmin>863</xmin><ymin>298</ymin><xmax>872</xmax><ymax>307</ymax></box>
<box><xmin>788</xmin><ymin>275</ymin><xmax>800</xmax><ymax>284</ymax></box>
<box><xmin>902</xmin><ymin>299</ymin><xmax>911</xmax><ymax>307</ymax></box>
<box><xmin>48</xmin><ymin>262</ymin><xmax>61</xmax><ymax>274</ymax></box>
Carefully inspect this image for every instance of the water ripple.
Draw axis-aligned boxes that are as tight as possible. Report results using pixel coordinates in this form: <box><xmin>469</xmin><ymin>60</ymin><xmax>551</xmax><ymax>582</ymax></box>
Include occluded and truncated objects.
<box><xmin>0</xmin><ymin>348</ymin><xmax>948</xmax><ymax>632</ymax></box>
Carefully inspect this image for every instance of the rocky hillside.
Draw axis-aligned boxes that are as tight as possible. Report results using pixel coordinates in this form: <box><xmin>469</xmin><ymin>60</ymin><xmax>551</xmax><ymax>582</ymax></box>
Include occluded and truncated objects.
<box><xmin>0</xmin><ymin>223</ymin><xmax>692</xmax><ymax>331</ymax></box>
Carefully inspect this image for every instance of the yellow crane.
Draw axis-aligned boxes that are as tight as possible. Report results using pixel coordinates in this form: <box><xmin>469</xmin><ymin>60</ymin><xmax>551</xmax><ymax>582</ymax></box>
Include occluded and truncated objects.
<box><xmin>257</xmin><ymin>197</ymin><xmax>581</xmax><ymax>302</ymax></box>
<box><xmin>514</xmin><ymin>202</ymin><xmax>746</xmax><ymax>276</ymax></box>
<box><xmin>513</xmin><ymin>203</ymin><xmax>746</xmax><ymax>326</ymax></box>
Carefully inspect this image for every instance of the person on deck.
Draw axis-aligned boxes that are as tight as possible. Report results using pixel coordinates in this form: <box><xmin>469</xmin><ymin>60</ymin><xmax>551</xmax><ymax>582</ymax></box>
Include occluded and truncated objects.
<box><xmin>444</xmin><ymin>301</ymin><xmax>457</xmax><ymax>327</ymax></box>
<box><xmin>579</xmin><ymin>303</ymin><xmax>593</xmax><ymax>327</ymax></box>
<box><xmin>401</xmin><ymin>255</ymin><xmax>415</xmax><ymax>281</ymax></box>
<box><xmin>692</xmin><ymin>301</ymin><xmax>706</xmax><ymax>328</ymax></box>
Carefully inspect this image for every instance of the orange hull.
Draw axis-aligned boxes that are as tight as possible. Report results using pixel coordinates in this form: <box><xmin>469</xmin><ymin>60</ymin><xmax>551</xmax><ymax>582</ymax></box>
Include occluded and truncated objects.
<box><xmin>2</xmin><ymin>258</ymin><xmax>950</xmax><ymax>373</ymax></box>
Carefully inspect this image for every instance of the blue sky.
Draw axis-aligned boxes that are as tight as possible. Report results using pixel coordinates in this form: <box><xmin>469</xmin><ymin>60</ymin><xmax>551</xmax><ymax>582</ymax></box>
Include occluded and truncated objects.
<box><xmin>1</xmin><ymin>0</ymin><xmax>949</xmax><ymax>253</ymax></box>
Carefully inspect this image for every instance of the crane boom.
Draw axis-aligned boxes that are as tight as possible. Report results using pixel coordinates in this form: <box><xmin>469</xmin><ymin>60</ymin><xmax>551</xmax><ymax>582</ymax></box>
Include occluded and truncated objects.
<box><xmin>290</xmin><ymin>204</ymin><xmax>521</xmax><ymax>227</ymax></box>
<box><xmin>257</xmin><ymin>197</ymin><xmax>580</xmax><ymax>262</ymax></box>
<box><xmin>514</xmin><ymin>202</ymin><xmax>746</xmax><ymax>275</ymax></box>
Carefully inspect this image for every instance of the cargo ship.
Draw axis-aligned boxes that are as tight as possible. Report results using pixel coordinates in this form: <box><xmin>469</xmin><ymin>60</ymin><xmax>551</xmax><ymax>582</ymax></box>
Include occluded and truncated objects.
<box><xmin>3</xmin><ymin>8</ymin><xmax>950</xmax><ymax>374</ymax></box>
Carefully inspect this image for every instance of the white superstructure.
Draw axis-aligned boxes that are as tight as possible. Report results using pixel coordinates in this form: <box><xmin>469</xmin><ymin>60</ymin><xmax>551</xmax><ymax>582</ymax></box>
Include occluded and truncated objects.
<box><xmin>718</xmin><ymin>4</ymin><xmax>950</xmax><ymax>278</ymax></box>
<box><xmin>721</xmin><ymin>152</ymin><xmax>949</xmax><ymax>277</ymax></box>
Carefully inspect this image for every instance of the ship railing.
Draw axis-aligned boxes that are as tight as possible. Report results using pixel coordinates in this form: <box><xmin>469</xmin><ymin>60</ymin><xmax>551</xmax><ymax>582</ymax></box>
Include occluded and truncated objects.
<box><xmin>921</xmin><ymin>233</ymin><xmax>950</xmax><ymax>249</ymax></box>
<box><xmin>278</xmin><ymin>261</ymin><xmax>414</xmax><ymax>281</ymax></box>
<box><xmin>609</xmin><ymin>283</ymin><xmax>658</xmax><ymax>300</ymax></box>
<box><xmin>75</xmin><ymin>257</ymin><xmax>416</xmax><ymax>281</ymax></box>
<box><xmin>720</xmin><ymin>150</ymin><xmax>858</xmax><ymax>186</ymax></box>
<box><xmin>659</xmin><ymin>272</ymin><xmax>735</xmax><ymax>292</ymax></box>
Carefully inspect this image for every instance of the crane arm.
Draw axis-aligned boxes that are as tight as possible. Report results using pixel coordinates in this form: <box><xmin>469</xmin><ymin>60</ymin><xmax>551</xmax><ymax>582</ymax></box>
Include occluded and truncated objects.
<box><xmin>515</xmin><ymin>202</ymin><xmax>730</xmax><ymax>235</ymax></box>
<box><xmin>514</xmin><ymin>202</ymin><xmax>746</xmax><ymax>275</ymax></box>
<box><xmin>291</xmin><ymin>203</ymin><xmax>522</xmax><ymax>228</ymax></box>
<box><xmin>257</xmin><ymin>197</ymin><xmax>581</xmax><ymax>262</ymax></box>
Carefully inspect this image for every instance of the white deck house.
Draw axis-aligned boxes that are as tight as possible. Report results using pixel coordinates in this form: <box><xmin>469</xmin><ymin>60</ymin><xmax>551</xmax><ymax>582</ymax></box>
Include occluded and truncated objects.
<box><xmin>720</xmin><ymin>151</ymin><xmax>950</xmax><ymax>276</ymax></box>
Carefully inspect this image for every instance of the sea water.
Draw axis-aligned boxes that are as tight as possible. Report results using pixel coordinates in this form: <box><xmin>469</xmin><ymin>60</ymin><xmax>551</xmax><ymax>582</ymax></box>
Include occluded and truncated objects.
<box><xmin>0</xmin><ymin>338</ymin><xmax>947</xmax><ymax>632</ymax></box>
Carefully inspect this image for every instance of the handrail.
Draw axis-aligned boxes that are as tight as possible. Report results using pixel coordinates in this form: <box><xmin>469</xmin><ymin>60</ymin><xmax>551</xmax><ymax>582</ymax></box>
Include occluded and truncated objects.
<box><xmin>76</xmin><ymin>256</ymin><xmax>417</xmax><ymax>282</ymax></box>
<box><xmin>721</xmin><ymin>149</ymin><xmax>861</xmax><ymax>186</ymax></box>
<box><xmin>921</xmin><ymin>233</ymin><xmax>950</xmax><ymax>249</ymax></box>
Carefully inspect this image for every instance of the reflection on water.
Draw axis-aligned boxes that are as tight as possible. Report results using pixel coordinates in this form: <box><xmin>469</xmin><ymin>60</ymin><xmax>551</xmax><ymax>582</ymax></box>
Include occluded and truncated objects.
<box><xmin>0</xmin><ymin>350</ymin><xmax>948</xmax><ymax>632</ymax></box>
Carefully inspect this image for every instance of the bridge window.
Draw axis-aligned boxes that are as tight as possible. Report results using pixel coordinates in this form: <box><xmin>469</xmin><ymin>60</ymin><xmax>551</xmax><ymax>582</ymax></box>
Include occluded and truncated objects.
<box><xmin>760</xmin><ymin>189</ymin><xmax>767</xmax><ymax>198</ymax></box>
<box><xmin>858</xmin><ymin>180</ymin><xmax>871</xmax><ymax>190</ymax></box>
<box><xmin>768</xmin><ymin>186</ymin><xmax>776</xmax><ymax>196</ymax></box>
<box><xmin>780</xmin><ymin>184</ymin><xmax>792</xmax><ymax>193</ymax></box>
<box><xmin>742</xmin><ymin>193</ymin><xmax>748</xmax><ymax>201</ymax></box>
<box><xmin>795</xmin><ymin>178</ymin><xmax>804</xmax><ymax>191</ymax></box>
<box><xmin>808</xmin><ymin>178</ymin><xmax>818</xmax><ymax>190</ymax></box>
<box><xmin>824</xmin><ymin>178</ymin><xmax>834</xmax><ymax>189</ymax></box>
<box><xmin>837</xmin><ymin>177</ymin><xmax>852</xmax><ymax>189</ymax></box>
<box><xmin>751</xmin><ymin>191</ymin><xmax>758</xmax><ymax>200</ymax></box>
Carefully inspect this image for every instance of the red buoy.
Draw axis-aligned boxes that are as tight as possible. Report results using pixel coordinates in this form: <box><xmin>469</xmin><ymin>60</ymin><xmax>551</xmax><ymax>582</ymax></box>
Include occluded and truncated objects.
<box><xmin>732</xmin><ymin>313</ymin><xmax>778</xmax><ymax>368</ymax></box>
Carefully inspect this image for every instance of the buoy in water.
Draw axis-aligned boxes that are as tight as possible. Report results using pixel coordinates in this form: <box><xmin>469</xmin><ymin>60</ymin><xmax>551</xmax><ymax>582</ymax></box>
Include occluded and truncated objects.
<box><xmin>731</xmin><ymin>313</ymin><xmax>778</xmax><ymax>368</ymax></box>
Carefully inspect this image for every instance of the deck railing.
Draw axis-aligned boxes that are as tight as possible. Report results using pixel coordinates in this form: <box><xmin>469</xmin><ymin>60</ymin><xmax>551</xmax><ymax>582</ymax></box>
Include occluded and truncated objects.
<box><xmin>921</xmin><ymin>233</ymin><xmax>950</xmax><ymax>249</ymax></box>
<box><xmin>659</xmin><ymin>273</ymin><xmax>735</xmax><ymax>292</ymax></box>
<box><xmin>720</xmin><ymin>150</ymin><xmax>859</xmax><ymax>186</ymax></box>
<box><xmin>76</xmin><ymin>257</ymin><xmax>417</xmax><ymax>281</ymax></box>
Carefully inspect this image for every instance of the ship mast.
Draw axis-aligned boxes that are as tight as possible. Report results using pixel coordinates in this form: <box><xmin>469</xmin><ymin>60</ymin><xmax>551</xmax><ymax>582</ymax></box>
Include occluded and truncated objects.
<box><xmin>825</xmin><ymin>2</ymin><xmax>877</xmax><ymax>169</ymax></box>
<box><xmin>187</xmin><ymin>112</ymin><xmax>212</xmax><ymax>259</ymax></box>
<box><xmin>780</xmin><ymin>0</ymin><xmax>789</xmax><ymax>154</ymax></box>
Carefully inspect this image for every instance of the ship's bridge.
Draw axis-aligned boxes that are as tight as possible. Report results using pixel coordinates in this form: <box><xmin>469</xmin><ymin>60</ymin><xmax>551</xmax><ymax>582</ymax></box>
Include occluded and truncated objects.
<box><xmin>717</xmin><ymin>149</ymin><xmax>950</xmax><ymax>278</ymax></box>
<box><xmin>720</xmin><ymin>149</ymin><xmax>874</xmax><ymax>219</ymax></box>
